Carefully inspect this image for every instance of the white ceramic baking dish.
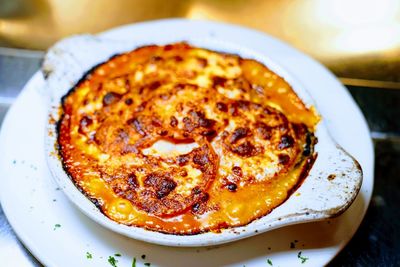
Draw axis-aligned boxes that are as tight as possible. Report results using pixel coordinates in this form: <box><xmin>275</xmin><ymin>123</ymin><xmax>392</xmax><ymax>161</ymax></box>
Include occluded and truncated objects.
<box><xmin>43</xmin><ymin>20</ymin><xmax>362</xmax><ymax>247</ymax></box>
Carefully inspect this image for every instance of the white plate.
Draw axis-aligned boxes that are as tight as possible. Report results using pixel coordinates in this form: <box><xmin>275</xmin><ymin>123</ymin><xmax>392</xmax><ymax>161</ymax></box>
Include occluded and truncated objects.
<box><xmin>0</xmin><ymin>19</ymin><xmax>373</xmax><ymax>266</ymax></box>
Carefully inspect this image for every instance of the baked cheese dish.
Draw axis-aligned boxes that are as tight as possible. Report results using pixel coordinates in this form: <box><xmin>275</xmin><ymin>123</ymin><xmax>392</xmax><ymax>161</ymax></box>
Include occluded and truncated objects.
<box><xmin>57</xmin><ymin>43</ymin><xmax>319</xmax><ymax>234</ymax></box>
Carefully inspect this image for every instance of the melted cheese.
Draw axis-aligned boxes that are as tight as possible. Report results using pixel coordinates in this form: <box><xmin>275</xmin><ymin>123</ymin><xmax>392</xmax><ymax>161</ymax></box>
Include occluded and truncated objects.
<box><xmin>57</xmin><ymin>43</ymin><xmax>319</xmax><ymax>234</ymax></box>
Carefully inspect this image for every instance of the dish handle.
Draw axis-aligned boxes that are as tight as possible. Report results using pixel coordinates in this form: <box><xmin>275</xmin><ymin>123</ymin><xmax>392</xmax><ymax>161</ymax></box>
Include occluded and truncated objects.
<box><xmin>257</xmin><ymin>125</ymin><xmax>363</xmax><ymax>228</ymax></box>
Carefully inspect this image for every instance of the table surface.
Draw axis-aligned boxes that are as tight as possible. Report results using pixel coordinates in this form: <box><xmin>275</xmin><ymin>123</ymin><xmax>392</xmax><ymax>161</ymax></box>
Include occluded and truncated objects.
<box><xmin>0</xmin><ymin>50</ymin><xmax>399</xmax><ymax>267</ymax></box>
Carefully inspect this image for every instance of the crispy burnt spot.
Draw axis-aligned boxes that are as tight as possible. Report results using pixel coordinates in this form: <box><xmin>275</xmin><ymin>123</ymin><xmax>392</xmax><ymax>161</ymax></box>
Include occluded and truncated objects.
<box><xmin>292</xmin><ymin>123</ymin><xmax>307</xmax><ymax>137</ymax></box>
<box><xmin>110</xmin><ymin>178</ymin><xmax>127</xmax><ymax>195</ymax></box>
<box><xmin>148</xmin><ymin>81</ymin><xmax>161</xmax><ymax>90</ymax></box>
<box><xmin>144</xmin><ymin>172</ymin><xmax>177</xmax><ymax>199</ymax></box>
<box><xmin>223</xmin><ymin>127</ymin><xmax>261</xmax><ymax>157</ymax></box>
<box><xmin>182</xmin><ymin>117</ymin><xmax>193</xmax><ymax>132</ymax></box>
<box><xmin>182</xmin><ymin>110</ymin><xmax>217</xmax><ymax>139</ymax></box>
<box><xmin>124</xmin><ymin>98</ymin><xmax>133</xmax><ymax>105</ymax></box>
<box><xmin>176</xmin><ymin>154</ymin><xmax>190</xmax><ymax>166</ymax></box>
<box><xmin>228</xmin><ymin>103</ymin><xmax>239</xmax><ymax>116</ymax></box>
<box><xmin>216</xmin><ymin>102</ymin><xmax>228</xmax><ymax>112</ymax></box>
<box><xmin>226</xmin><ymin>183</ymin><xmax>238</xmax><ymax>192</ymax></box>
<box><xmin>230</xmin><ymin>127</ymin><xmax>250</xmax><ymax>144</ymax></box>
<box><xmin>157</xmin><ymin>129</ymin><xmax>169</xmax><ymax>136</ymax></box>
<box><xmin>228</xmin><ymin>100</ymin><xmax>252</xmax><ymax>117</ymax></box>
<box><xmin>138</xmin><ymin>189</ymin><xmax>183</xmax><ymax>216</ymax></box>
<box><xmin>103</xmin><ymin>92</ymin><xmax>122</xmax><ymax>106</ymax></box>
<box><xmin>236</xmin><ymin>100</ymin><xmax>251</xmax><ymax>111</ymax></box>
<box><xmin>278</xmin><ymin>135</ymin><xmax>294</xmax><ymax>150</ymax></box>
<box><xmin>130</xmin><ymin>142</ymin><xmax>218</xmax><ymax>216</ymax></box>
<box><xmin>150</xmin><ymin>55</ymin><xmax>162</xmax><ymax>62</ymax></box>
<box><xmin>232</xmin><ymin>166</ymin><xmax>243</xmax><ymax>177</ymax></box>
<box><xmin>127</xmin><ymin>117</ymin><xmax>146</xmax><ymax>136</ymax></box>
<box><xmin>197</xmin><ymin>57</ymin><xmax>208</xmax><ymax>68</ymax></box>
<box><xmin>232</xmin><ymin>141</ymin><xmax>259</xmax><ymax>157</ymax></box>
<box><xmin>212</xmin><ymin>76</ymin><xmax>227</xmax><ymax>88</ymax></box>
<box><xmin>170</xmin><ymin>116</ymin><xmax>178</xmax><ymax>127</ymax></box>
<box><xmin>303</xmin><ymin>132</ymin><xmax>315</xmax><ymax>156</ymax></box>
<box><xmin>200</xmin><ymin>129</ymin><xmax>217</xmax><ymax>139</ymax></box>
<box><xmin>151</xmin><ymin>117</ymin><xmax>162</xmax><ymax>128</ymax></box>
<box><xmin>234</xmin><ymin>77</ymin><xmax>252</xmax><ymax>93</ymax></box>
<box><xmin>278</xmin><ymin>154</ymin><xmax>290</xmax><ymax>165</ymax></box>
<box><xmin>191</xmin><ymin>192</ymin><xmax>210</xmax><ymax>214</ymax></box>
<box><xmin>180</xmin><ymin>169</ymin><xmax>188</xmax><ymax>177</ymax></box>
<box><xmin>193</xmin><ymin>153</ymin><xmax>209</xmax><ymax>166</ymax></box>
<box><xmin>192</xmin><ymin>144</ymin><xmax>216</xmax><ymax>171</ymax></box>
<box><xmin>173</xmin><ymin>55</ymin><xmax>183</xmax><ymax>62</ymax></box>
<box><xmin>78</xmin><ymin>116</ymin><xmax>93</xmax><ymax>134</ymax></box>
<box><xmin>135</xmin><ymin>100</ymin><xmax>148</xmax><ymax>112</ymax></box>
<box><xmin>92</xmin><ymin>117</ymin><xmax>138</xmax><ymax>154</ymax></box>
<box><xmin>255</xmin><ymin>122</ymin><xmax>273</xmax><ymax>140</ymax></box>
<box><xmin>191</xmin><ymin>111</ymin><xmax>215</xmax><ymax>128</ymax></box>
<box><xmin>177</xmin><ymin>143</ymin><xmax>219</xmax><ymax>181</ymax></box>
<box><xmin>127</xmin><ymin>173</ymin><xmax>139</xmax><ymax>189</ymax></box>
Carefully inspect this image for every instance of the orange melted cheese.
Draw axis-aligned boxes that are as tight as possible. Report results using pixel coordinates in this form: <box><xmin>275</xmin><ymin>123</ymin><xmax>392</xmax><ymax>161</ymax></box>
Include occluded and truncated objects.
<box><xmin>58</xmin><ymin>43</ymin><xmax>319</xmax><ymax>234</ymax></box>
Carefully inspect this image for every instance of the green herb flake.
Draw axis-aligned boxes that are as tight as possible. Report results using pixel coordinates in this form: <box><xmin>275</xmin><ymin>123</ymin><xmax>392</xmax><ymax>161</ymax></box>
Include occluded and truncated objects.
<box><xmin>53</xmin><ymin>224</ymin><xmax>61</xmax><ymax>230</ymax></box>
<box><xmin>108</xmin><ymin>256</ymin><xmax>118</xmax><ymax>267</ymax></box>
<box><xmin>297</xmin><ymin>251</ymin><xmax>309</xmax><ymax>264</ymax></box>
<box><xmin>144</xmin><ymin>263</ymin><xmax>151</xmax><ymax>267</ymax></box>
<box><xmin>114</xmin><ymin>253</ymin><xmax>121</xmax><ymax>257</ymax></box>
<box><xmin>132</xmin><ymin>257</ymin><xmax>136</xmax><ymax>267</ymax></box>
<box><xmin>86</xmin><ymin>252</ymin><xmax>93</xmax><ymax>259</ymax></box>
<box><xmin>267</xmin><ymin>258</ymin><xmax>273</xmax><ymax>266</ymax></box>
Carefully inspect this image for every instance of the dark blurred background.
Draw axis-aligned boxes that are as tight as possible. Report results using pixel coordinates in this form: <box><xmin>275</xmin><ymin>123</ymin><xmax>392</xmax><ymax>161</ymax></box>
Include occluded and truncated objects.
<box><xmin>1</xmin><ymin>0</ymin><xmax>399</xmax><ymax>266</ymax></box>
<box><xmin>1</xmin><ymin>0</ymin><xmax>400</xmax><ymax>88</ymax></box>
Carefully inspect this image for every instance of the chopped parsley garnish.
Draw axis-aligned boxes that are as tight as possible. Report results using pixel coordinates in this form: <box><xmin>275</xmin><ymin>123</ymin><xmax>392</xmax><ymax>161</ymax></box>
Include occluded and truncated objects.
<box><xmin>141</xmin><ymin>254</ymin><xmax>146</xmax><ymax>259</ymax></box>
<box><xmin>114</xmin><ymin>253</ymin><xmax>121</xmax><ymax>257</ymax></box>
<box><xmin>297</xmin><ymin>251</ymin><xmax>309</xmax><ymax>264</ymax></box>
<box><xmin>108</xmin><ymin>256</ymin><xmax>118</xmax><ymax>267</ymax></box>
<box><xmin>53</xmin><ymin>224</ymin><xmax>61</xmax><ymax>230</ymax></box>
<box><xmin>132</xmin><ymin>257</ymin><xmax>136</xmax><ymax>267</ymax></box>
<box><xmin>144</xmin><ymin>263</ymin><xmax>151</xmax><ymax>266</ymax></box>
<box><xmin>267</xmin><ymin>258</ymin><xmax>273</xmax><ymax>265</ymax></box>
<box><xmin>86</xmin><ymin>252</ymin><xmax>93</xmax><ymax>259</ymax></box>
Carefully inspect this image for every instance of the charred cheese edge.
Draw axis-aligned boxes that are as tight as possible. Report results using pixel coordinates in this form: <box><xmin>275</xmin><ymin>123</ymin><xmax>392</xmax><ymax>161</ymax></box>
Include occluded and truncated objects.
<box><xmin>58</xmin><ymin>43</ymin><xmax>319</xmax><ymax>234</ymax></box>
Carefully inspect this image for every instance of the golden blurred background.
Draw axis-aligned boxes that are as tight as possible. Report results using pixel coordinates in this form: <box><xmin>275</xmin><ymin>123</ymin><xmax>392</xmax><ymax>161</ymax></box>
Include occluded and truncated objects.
<box><xmin>1</xmin><ymin>0</ymin><xmax>399</xmax><ymax>88</ymax></box>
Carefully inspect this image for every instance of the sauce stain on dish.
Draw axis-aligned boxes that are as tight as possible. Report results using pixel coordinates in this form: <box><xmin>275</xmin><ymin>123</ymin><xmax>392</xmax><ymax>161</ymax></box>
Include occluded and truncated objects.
<box><xmin>57</xmin><ymin>43</ymin><xmax>319</xmax><ymax>234</ymax></box>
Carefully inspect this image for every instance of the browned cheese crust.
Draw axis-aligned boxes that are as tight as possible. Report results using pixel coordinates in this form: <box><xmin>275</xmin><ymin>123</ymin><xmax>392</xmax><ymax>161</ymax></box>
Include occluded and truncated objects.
<box><xmin>58</xmin><ymin>43</ymin><xmax>319</xmax><ymax>234</ymax></box>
